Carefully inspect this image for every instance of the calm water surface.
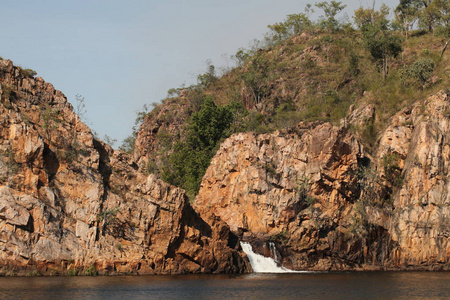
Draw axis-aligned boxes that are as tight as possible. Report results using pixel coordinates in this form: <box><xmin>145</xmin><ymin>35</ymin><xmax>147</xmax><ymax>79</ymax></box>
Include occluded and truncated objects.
<box><xmin>0</xmin><ymin>272</ymin><xmax>449</xmax><ymax>299</ymax></box>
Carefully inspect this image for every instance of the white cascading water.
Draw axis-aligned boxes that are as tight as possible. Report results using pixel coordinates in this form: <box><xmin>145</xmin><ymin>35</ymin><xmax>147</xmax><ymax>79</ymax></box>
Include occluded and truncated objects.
<box><xmin>240</xmin><ymin>241</ymin><xmax>301</xmax><ymax>273</ymax></box>
<box><xmin>269</xmin><ymin>242</ymin><xmax>278</xmax><ymax>262</ymax></box>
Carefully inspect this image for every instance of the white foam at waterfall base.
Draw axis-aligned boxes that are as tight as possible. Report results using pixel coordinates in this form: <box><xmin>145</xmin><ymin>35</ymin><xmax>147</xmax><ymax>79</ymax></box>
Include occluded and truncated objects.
<box><xmin>240</xmin><ymin>242</ymin><xmax>302</xmax><ymax>273</ymax></box>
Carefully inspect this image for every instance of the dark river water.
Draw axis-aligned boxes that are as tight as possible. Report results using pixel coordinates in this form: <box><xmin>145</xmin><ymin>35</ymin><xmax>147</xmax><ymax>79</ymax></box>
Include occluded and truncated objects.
<box><xmin>0</xmin><ymin>272</ymin><xmax>449</xmax><ymax>299</ymax></box>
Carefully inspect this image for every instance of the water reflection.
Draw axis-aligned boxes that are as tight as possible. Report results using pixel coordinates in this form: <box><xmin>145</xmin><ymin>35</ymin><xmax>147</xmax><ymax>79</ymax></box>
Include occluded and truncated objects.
<box><xmin>0</xmin><ymin>272</ymin><xmax>449</xmax><ymax>300</ymax></box>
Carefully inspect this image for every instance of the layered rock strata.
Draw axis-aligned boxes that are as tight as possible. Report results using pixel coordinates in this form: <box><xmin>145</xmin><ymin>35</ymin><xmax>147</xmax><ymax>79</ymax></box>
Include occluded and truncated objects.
<box><xmin>0</xmin><ymin>59</ymin><xmax>249</xmax><ymax>275</ymax></box>
<box><xmin>2</xmin><ymin>54</ymin><xmax>449</xmax><ymax>274</ymax></box>
<box><xmin>194</xmin><ymin>91</ymin><xmax>450</xmax><ymax>271</ymax></box>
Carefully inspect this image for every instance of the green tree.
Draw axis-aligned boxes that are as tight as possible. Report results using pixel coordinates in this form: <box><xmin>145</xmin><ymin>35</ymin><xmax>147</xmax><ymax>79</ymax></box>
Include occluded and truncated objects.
<box><xmin>417</xmin><ymin>0</ymin><xmax>438</xmax><ymax>32</ymax></box>
<box><xmin>267</xmin><ymin>22</ymin><xmax>289</xmax><ymax>43</ymax></box>
<box><xmin>315</xmin><ymin>1</ymin><xmax>347</xmax><ymax>32</ymax></box>
<box><xmin>365</xmin><ymin>31</ymin><xmax>403</xmax><ymax>79</ymax></box>
<box><xmin>426</xmin><ymin>0</ymin><xmax>450</xmax><ymax>36</ymax></box>
<box><xmin>267</xmin><ymin>12</ymin><xmax>312</xmax><ymax>43</ymax></box>
<box><xmin>134</xmin><ymin>104</ymin><xmax>150</xmax><ymax>127</ymax></box>
<box><xmin>241</xmin><ymin>52</ymin><xmax>275</xmax><ymax>106</ymax></box>
<box><xmin>162</xmin><ymin>97</ymin><xmax>237</xmax><ymax>198</ymax></box>
<box><xmin>353</xmin><ymin>4</ymin><xmax>391</xmax><ymax>31</ymax></box>
<box><xmin>285</xmin><ymin>13</ymin><xmax>313</xmax><ymax>34</ymax></box>
<box><xmin>119</xmin><ymin>104</ymin><xmax>150</xmax><ymax>154</ymax></box>
<box><xmin>188</xmin><ymin>97</ymin><xmax>233</xmax><ymax>149</ymax></box>
<box><xmin>119</xmin><ymin>135</ymin><xmax>136</xmax><ymax>154</ymax></box>
<box><xmin>356</xmin><ymin>5</ymin><xmax>403</xmax><ymax>79</ymax></box>
<box><xmin>197</xmin><ymin>61</ymin><xmax>217</xmax><ymax>88</ymax></box>
<box><xmin>103</xmin><ymin>134</ymin><xmax>117</xmax><ymax>147</ymax></box>
<box><xmin>75</xmin><ymin>94</ymin><xmax>87</xmax><ymax>122</ymax></box>
<box><xmin>73</xmin><ymin>94</ymin><xmax>87</xmax><ymax>144</ymax></box>
<box><xmin>412</xmin><ymin>0</ymin><xmax>449</xmax><ymax>35</ymax></box>
<box><xmin>395</xmin><ymin>0</ymin><xmax>422</xmax><ymax>39</ymax></box>
<box><xmin>233</xmin><ymin>48</ymin><xmax>250</xmax><ymax>67</ymax></box>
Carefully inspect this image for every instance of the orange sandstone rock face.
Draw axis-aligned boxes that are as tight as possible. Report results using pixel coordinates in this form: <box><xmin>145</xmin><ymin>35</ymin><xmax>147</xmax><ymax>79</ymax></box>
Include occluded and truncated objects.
<box><xmin>133</xmin><ymin>97</ymin><xmax>190</xmax><ymax>170</ymax></box>
<box><xmin>195</xmin><ymin>123</ymin><xmax>363</xmax><ymax>235</ymax></box>
<box><xmin>377</xmin><ymin>90</ymin><xmax>450</xmax><ymax>269</ymax></box>
<box><xmin>0</xmin><ymin>59</ymin><xmax>249</xmax><ymax>276</ymax></box>
<box><xmin>194</xmin><ymin>123</ymin><xmax>373</xmax><ymax>271</ymax></box>
<box><xmin>2</xmin><ymin>54</ymin><xmax>448</xmax><ymax>275</ymax></box>
<box><xmin>195</xmin><ymin>91</ymin><xmax>450</xmax><ymax>271</ymax></box>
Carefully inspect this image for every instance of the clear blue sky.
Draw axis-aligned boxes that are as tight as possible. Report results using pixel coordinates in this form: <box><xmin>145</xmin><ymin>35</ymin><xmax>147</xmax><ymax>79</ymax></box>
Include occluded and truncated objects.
<box><xmin>0</xmin><ymin>0</ymin><xmax>394</xmax><ymax>145</ymax></box>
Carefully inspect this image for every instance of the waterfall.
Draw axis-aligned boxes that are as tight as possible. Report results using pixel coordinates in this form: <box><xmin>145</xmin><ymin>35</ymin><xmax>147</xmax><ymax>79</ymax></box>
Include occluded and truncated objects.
<box><xmin>269</xmin><ymin>242</ymin><xmax>278</xmax><ymax>262</ymax></box>
<box><xmin>240</xmin><ymin>242</ymin><xmax>300</xmax><ymax>273</ymax></box>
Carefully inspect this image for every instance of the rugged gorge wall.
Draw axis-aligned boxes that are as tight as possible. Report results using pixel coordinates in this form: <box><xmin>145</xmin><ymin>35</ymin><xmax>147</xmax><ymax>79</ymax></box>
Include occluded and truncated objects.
<box><xmin>377</xmin><ymin>90</ymin><xmax>450</xmax><ymax>268</ymax></box>
<box><xmin>194</xmin><ymin>123</ymin><xmax>363</xmax><ymax>235</ymax></box>
<box><xmin>194</xmin><ymin>91</ymin><xmax>450</xmax><ymax>271</ymax></box>
<box><xmin>0</xmin><ymin>60</ymin><xmax>249</xmax><ymax>275</ymax></box>
<box><xmin>129</xmin><ymin>31</ymin><xmax>449</xmax><ymax>272</ymax></box>
<box><xmin>1</xmin><ymin>55</ymin><xmax>449</xmax><ymax>275</ymax></box>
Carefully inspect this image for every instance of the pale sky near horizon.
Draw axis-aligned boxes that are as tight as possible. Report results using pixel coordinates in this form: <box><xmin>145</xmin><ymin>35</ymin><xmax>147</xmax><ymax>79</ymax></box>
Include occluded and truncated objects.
<box><xmin>0</xmin><ymin>0</ymin><xmax>394</xmax><ymax>145</ymax></box>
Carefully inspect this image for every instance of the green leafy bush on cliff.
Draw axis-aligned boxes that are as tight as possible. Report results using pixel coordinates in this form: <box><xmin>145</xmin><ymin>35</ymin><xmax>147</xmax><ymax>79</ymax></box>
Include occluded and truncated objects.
<box><xmin>400</xmin><ymin>58</ymin><xmax>435</xmax><ymax>87</ymax></box>
<box><xmin>19</xmin><ymin>68</ymin><xmax>37</xmax><ymax>78</ymax></box>
<box><xmin>162</xmin><ymin>97</ymin><xmax>245</xmax><ymax>198</ymax></box>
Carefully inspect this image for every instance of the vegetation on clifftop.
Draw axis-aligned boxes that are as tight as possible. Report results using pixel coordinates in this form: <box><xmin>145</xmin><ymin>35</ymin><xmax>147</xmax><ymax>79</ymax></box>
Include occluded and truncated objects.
<box><xmin>161</xmin><ymin>98</ymin><xmax>245</xmax><ymax>199</ymax></box>
<box><xmin>126</xmin><ymin>0</ymin><xmax>449</xmax><ymax>199</ymax></box>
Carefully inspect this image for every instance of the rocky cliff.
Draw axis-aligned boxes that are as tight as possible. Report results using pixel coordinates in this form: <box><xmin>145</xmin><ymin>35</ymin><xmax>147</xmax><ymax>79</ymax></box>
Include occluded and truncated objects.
<box><xmin>0</xmin><ymin>59</ymin><xmax>249</xmax><ymax>276</ymax></box>
<box><xmin>1</xmin><ymin>55</ymin><xmax>448</xmax><ymax>274</ymax></box>
<box><xmin>134</xmin><ymin>96</ymin><xmax>191</xmax><ymax>171</ymax></box>
<box><xmin>194</xmin><ymin>91</ymin><xmax>450</xmax><ymax>271</ymax></box>
<box><xmin>377</xmin><ymin>90</ymin><xmax>450</xmax><ymax>269</ymax></box>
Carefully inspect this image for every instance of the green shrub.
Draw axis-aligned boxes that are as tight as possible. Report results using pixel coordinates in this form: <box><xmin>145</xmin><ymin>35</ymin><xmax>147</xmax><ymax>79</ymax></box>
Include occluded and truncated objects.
<box><xmin>272</xmin><ymin>110</ymin><xmax>302</xmax><ymax>129</ymax></box>
<box><xmin>1</xmin><ymin>85</ymin><xmax>12</xmax><ymax>102</ymax></box>
<box><xmin>434</xmin><ymin>25</ymin><xmax>449</xmax><ymax>38</ymax></box>
<box><xmin>42</xmin><ymin>106</ymin><xmax>62</xmax><ymax>140</ymax></box>
<box><xmin>400</xmin><ymin>58</ymin><xmax>435</xmax><ymax>87</ymax></box>
<box><xmin>269</xmin><ymin>230</ymin><xmax>290</xmax><ymax>243</ymax></box>
<box><xmin>84</xmin><ymin>264</ymin><xmax>97</xmax><ymax>276</ymax></box>
<box><xmin>20</xmin><ymin>68</ymin><xmax>37</xmax><ymax>78</ymax></box>
<box><xmin>295</xmin><ymin>175</ymin><xmax>309</xmax><ymax>200</ymax></box>
<box><xmin>381</xmin><ymin>152</ymin><xmax>403</xmax><ymax>187</ymax></box>
<box><xmin>97</xmin><ymin>207</ymin><xmax>119</xmax><ymax>224</ymax></box>
<box><xmin>26</xmin><ymin>270</ymin><xmax>41</xmax><ymax>277</ymax></box>
<box><xmin>242</xmin><ymin>111</ymin><xmax>266</xmax><ymax>132</ymax></box>
<box><xmin>55</xmin><ymin>142</ymin><xmax>83</xmax><ymax>164</ymax></box>
<box><xmin>305</xmin><ymin>196</ymin><xmax>317</xmax><ymax>207</ymax></box>
<box><xmin>4</xmin><ymin>149</ymin><xmax>20</xmax><ymax>176</ymax></box>
<box><xmin>119</xmin><ymin>134</ymin><xmax>136</xmax><ymax>154</ymax></box>
<box><xmin>66</xmin><ymin>268</ymin><xmax>79</xmax><ymax>276</ymax></box>
<box><xmin>261</xmin><ymin>161</ymin><xmax>277</xmax><ymax>177</ymax></box>
<box><xmin>65</xmin><ymin>146</ymin><xmax>78</xmax><ymax>163</ymax></box>
<box><xmin>162</xmin><ymin>97</ymin><xmax>237</xmax><ymax>198</ymax></box>
<box><xmin>347</xmin><ymin>53</ymin><xmax>360</xmax><ymax>76</ymax></box>
<box><xmin>360</xmin><ymin>121</ymin><xmax>377</xmax><ymax>153</ymax></box>
<box><xmin>356</xmin><ymin>165</ymin><xmax>381</xmax><ymax>204</ymax></box>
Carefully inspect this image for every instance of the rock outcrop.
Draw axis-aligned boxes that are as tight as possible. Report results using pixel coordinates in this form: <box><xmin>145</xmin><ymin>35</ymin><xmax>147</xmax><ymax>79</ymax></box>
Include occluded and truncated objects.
<box><xmin>134</xmin><ymin>97</ymin><xmax>190</xmax><ymax>171</ymax></box>
<box><xmin>194</xmin><ymin>122</ymin><xmax>363</xmax><ymax>235</ymax></box>
<box><xmin>1</xmin><ymin>54</ymin><xmax>449</xmax><ymax>275</ymax></box>
<box><xmin>194</xmin><ymin>91</ymin><xmax>450</xmax><ymax>271</ymax></box>
<box><xmin>377</xmin><ymin>90</ymin><xmax>450</xmax><ymax>269</ymax></box>
<box><xmin>0</xmin><ymin>59</ymin><xmax>249</xmax><ymax>275</ymax></box>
